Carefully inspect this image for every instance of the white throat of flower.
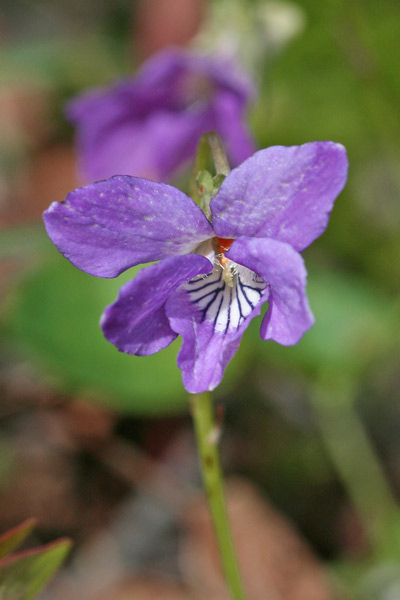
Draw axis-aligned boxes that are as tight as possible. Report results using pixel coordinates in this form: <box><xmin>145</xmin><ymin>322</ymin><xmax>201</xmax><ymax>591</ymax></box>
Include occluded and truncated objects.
<box><xmin>186</xmin><ymin>238</ymin><xmax>267</xmax><ymax>333</ymax></box>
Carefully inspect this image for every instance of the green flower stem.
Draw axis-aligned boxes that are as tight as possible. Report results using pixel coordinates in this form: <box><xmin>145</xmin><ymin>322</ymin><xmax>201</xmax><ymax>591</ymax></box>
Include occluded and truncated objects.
<box><xmin>191</xmin><ymin>393</ymin><xmax>247</xmax><ymax>600</ymax></box>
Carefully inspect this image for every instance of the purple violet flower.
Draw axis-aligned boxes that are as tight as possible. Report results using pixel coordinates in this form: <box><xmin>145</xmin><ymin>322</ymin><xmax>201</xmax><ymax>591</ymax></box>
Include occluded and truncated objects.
<box><xmin>43</xmin><ymin>142</ymin><xmax>348</xmax><ymax>394</ymax></box>
<box><xmin>66</xmin><ymin>48</ymin><xmax>256</xmax><ymax>183</ymax></box>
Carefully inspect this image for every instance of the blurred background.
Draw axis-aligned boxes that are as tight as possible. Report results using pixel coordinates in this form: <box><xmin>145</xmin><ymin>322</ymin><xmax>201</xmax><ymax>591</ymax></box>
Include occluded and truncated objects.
<box><xmin>1</xmin><ymin>1</ymin><xmax>400</xmax><ymax>598</ymax></box>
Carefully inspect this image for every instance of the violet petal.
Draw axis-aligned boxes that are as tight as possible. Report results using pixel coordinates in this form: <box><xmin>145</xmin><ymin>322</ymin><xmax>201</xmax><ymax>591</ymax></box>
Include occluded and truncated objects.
<box><xmin>66</xmin><ymin>47</ymin><xmax>256</xmax><ymax>182</ymax></box>
<box><xmin>69</xmin><ymin>102</ymin><xmax>213</xmax><ymax>183</ymax></box>
<box><xmin>43</xmin><ymin>175</ymin><xmax>213</xmax><ymax>278</ymax></box>
<box><xmin>211</xmin><ymin>142</ymin><xmax>348</xmax><ymax>251</ymax></box>
<box><xmin>166</xmin><ymin>260</ymin><xmax>269</xmax><ymax>393</ymax></box>
<box><xmin>227</xmin><ymin>236</ymin><xmax>315</xmax><ymax>345</ymax></box>
<box><xmin>101</xmin><ymin>254</ymin><xmax>213</xmax><ymax>356</ymax></box>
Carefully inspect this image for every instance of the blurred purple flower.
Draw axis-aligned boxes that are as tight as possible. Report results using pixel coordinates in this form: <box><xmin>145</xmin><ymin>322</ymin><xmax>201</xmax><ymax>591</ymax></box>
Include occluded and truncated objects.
<box><xmin>67</xmin><ymin>48</ymin><xmax>256</xmax><ymax>183</ymax></box>
<box><xmin>43</xmin><ymin>142</ymin><xmax>348</xmax><ymax>393</ymax></box>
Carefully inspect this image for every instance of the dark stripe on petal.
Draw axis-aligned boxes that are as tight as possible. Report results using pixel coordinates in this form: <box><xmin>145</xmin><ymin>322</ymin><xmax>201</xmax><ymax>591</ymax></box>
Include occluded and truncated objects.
<box><xmin>184</xmin><ymin>261</ymin><xmax>267</xmax><ymax>334</ymax></box>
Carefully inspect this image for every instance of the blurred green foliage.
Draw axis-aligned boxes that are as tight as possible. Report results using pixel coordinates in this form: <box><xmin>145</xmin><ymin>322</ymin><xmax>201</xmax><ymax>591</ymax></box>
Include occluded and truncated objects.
<box><xmin>4</xmin><ymin>243</ymin><xmax>188</xmax><ymax>414</ymax></box>
<box><xmin>253</xmin><ymin>0</ymin><xmax>400</xmax><ymax>294</ymax></box>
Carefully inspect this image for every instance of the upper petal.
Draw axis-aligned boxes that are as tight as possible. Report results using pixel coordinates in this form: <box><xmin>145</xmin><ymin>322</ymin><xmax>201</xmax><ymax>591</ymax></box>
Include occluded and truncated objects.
<box><xmin>66</xmin><ymin>47</ymin><xmax>256</xmax><ymax>182</ymax></box>
<box><xmin>101</xmin><ymin>254</ymin><xmax>212</xmax><ymax>356</ymax></box>
<box><xmin>144</xmin><ymin>109</ymin><xmax>215</xmax><ymax>182</ymax></box>
<box><xmin>165</xmin><ymin>259</ymin><xmax>268</xmax><ymax>393</ymax></box>
<box><xmin>210</xmin><ymin>142</ymin><xmax>348</xmax><ymax>251</ymax></box>
<box><xmin>43</xmin><ymin>175</ymin><xmax>214</xmax><ymax>278</ymax></box>
<box><xmin>66</xmin><ymin>50</ymin><xmax>200</xmax><ymax>182</ymax></box>
<box><xmin>69</xmin><ymin>107</ymin><xmax>211</xmax><ymax>183</ymax></box>
<box><xmin>66</xmin><ymin>48</ymin><xmax>190</xmax><ymax>126</ymax></box>
<box><xmin>227</xmin><ymin>237</ymin><xmax>315</xmax><ymax>345</ymax></box>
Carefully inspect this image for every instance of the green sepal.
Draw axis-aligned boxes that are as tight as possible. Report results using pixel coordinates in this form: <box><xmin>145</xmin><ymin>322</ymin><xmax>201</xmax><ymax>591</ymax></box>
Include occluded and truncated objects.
<box><xmin>196</xmin><ymin>169</ymin><xmax>214</xmax><ymax>197</ymax></box>
<box><xmin>190</xmin><ymin>132</ymin><xmax>230</xmax><ymax>220</ymax></box>
<box><xmin>212</xmin><ymin>173</ymin><xmax>226</xmax><ymax>190</ymax></box>
<box><xmin>195</xmin><ymin>170</ymin><xmax>227</xmax><ymax>220</ymax></box>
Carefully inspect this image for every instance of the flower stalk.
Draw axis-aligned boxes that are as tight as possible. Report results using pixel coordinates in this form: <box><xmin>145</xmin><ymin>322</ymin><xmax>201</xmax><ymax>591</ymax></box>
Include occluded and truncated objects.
<box><xmin>189</xmin><ymin>137</ymin><xmax>246</xmax><ymax>599</ymax></box>
<box><xmin>191</xmin><ymin>393</ymin><xmax>247</xmax><ymax>600</ymax></box>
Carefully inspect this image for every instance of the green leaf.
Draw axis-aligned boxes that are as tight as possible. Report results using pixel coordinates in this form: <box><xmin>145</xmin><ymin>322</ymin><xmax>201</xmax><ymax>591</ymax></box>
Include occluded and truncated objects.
<box><xmin>0</xmin><ymin>520</ymin><xmax>37</xmax><ymax>562</ymax></box>
<box><xmin>0</xmin><ymin>538</ymin><xmax>72</xmax><ymax>600</ymax></box>
<box><xmin>3</xmin><ymin>241</ymin><xmax>255</xmax><ymax>412</ymax></box>
<box><xmin>4</xmin><ymin>247</ymin><xmax>187</xmax><ymax>415</ymax></box>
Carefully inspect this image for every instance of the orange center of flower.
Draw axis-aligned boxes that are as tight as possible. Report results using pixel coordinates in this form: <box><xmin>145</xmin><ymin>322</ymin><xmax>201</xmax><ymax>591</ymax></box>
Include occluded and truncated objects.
<box><xmin>215</xmin><ymin>237</ymin><xmax>235</xmax><ymax>268</ymax></box>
